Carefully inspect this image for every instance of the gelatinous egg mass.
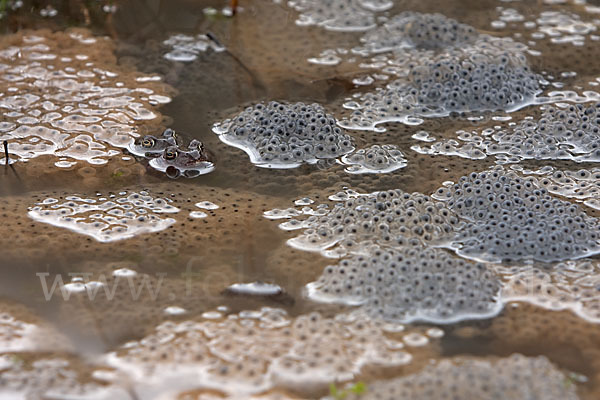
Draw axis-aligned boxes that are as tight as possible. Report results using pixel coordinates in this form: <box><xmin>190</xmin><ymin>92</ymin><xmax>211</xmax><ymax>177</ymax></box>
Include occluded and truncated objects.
<box><xmin>28</xmin><ymin>191</ymin><xmax>179</xmax><ymax>242</ymax></box>
<box><xmin>0</xmin><ymin>30</ymin><xmax>172</xmax><ymax>166</ymax></box>
<box><xmin>213</xmin><ymin>101</ymin><xmax>355</xmax><ymax>168</ymax></box>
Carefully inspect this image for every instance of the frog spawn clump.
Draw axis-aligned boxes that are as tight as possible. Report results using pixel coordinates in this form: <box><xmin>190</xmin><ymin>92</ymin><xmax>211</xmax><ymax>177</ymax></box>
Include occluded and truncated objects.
<box><xmin>308</xmin><ymin>246</ymin><xmax>502</xmax><ymax>324</ymax></box>
<box><xmin>495</xmin><ymin>259</ymin><xmax>600</xmax><ymax>323</ymax></box>
<box><xmin>411</xmin><ymin>131</ymin><xmax>490</xmax><ymax>160</ymax></box>
<box><xmin>314</xmin><ymin>11</ymin><xmax>529</xmax><ymax>65</ymax></box>
<box><xmin>354</xmin><ymin>11</ymin><xmax>533</xmax><ymax>55</ymax></box>
<box><xmin>27</xmin><ymin>191</ymin><xmax>179</xmax><ymax>242</ymax></box>
<box><xmin>433</xmin><ymin>168</ymin><xmax>600</xmax><ymax>263</ymax></box>
<box><xmin>340</xmin><ymin>51</ymin><xmax>542</xmax><ymax>130</ymax></box>
<box><xmin>414</xmin><ymin>103</ymin><xmax>600</xmax><ymax>163</ymax></box>
<box><xmin>332</xmin><ymin>13</ymin><xmax>542</xmax><ymax>130</ymax></box>
<box><xmin>536</xmin><ymin>167</ymin><xmax>600</xmax><ymax>210</ymax></box>
<box><xmin>267</xmin><ymin>168</ymin><xmax>600</xmax><ymax>324</ymax></box>
<box><xmin>280</xmin><ymin>190</ymin><xmax>460</xmax><ymax>258</ymax></box>
<box><xmin>536</xmin><ymin>10</ymin><xmax>596</xmax><ymax>46</ymax></box>
<box><xmin>284</xmin><ymin>0</ymin><xmax>393</xmax><ymax>32</ymax></box>
<box><xmin>476</xmin><ymin>103</ymin><xmax>600</xmax><ymax>162</ymax></box>
<box><xmin>0</xmin><ymin>302</ymin><xmax>71</xmax><ymax>353</ymax></box>
<box><xmin>0</xmin><ymin>357</ymin><xmax>123</xmax><ymax>399</ymax></box>
<box><xmin>357</xmin><ymin>11</ymin><xmax>480</xmax><ymax>53</ymax></box>
<box><xmin>338</xmin><ymin>354</ymin><xmax>580</xmax><ymax>400</ymax></box>
<box><xmin>268</xmin><ymin>191</ymin><xmax>501</xmax><ymax>324</ymax></box>
<box><xmin>0</xmin><ymin>303</ymin><xmax>118</xmax><ymax>397</ymax></box>
<box><xmin>105</xmin><ymin>308</ymin><xmax>433</xmax><ymax>397</ymax></box>
<box><xmin>340</xmin><ymin>144</ymin><xmax>407</xmax><ymax>174</ymax></box>
<box><xmin>213</xmin><ymin>101</ymin><xmax>355</xmax><ymax>169</ymax></box>
<box><xmin>0</xmin><ymin>313</ymin><xmax>43</xmax><ymax>353</ymax></box>
<box><xmin>0</xmin><ymin>30</ymin><xmax>172</xmax><ymax>166</ymax></box>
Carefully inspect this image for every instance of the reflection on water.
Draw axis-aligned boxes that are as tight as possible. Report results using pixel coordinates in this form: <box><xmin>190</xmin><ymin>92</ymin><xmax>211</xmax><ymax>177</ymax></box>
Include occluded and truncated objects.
<box><xmin>1</xmin><ymin>0</ymin><xmax>600</xmax><ymax>399</ymax></box>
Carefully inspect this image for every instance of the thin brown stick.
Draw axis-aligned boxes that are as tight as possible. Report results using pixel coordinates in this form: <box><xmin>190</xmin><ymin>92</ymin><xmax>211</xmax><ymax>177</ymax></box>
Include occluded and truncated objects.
<box><xmin>206</xmin><ymin>32</ymin><xmax>265</xmax><ymax>91</ymax></box>
<box><xmin>104</xmin><ymin>10</ymin><xmax>118</xmax><ymax>40</ymax></box>
<box><xmin>80</xmin><ymin>1</ymin><xmax>91</xmax><ymax>25</ymax></box>
<box><xmin>231</xmin><ymin>0</ymin><xmax>238</xmax><ymax>15</ymax></box>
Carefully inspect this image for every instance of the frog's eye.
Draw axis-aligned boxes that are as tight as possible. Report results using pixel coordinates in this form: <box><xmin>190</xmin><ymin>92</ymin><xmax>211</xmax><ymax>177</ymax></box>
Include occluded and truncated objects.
<box><xmin>142</xmin><ymin>138</ymin><xmax>155</xmax><ymax>148</ymax></box>
<box><xmin>165</xmin><ymin>149</ymin><xmax>178</xmax><ymax>160</ymax></box>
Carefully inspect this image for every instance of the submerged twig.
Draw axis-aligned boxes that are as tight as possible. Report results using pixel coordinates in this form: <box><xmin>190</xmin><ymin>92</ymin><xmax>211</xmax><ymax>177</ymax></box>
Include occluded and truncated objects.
<box><xmin>3</xmin><ymin>140</ymin><xmax>8</xmax><ymax>165</ymax></box>
<box><xmin>80</xmin><ymin>2</ymin><xmax>91</xmax><ymax>26</ymax></box>
<box><xmin>206</xmin><ymin>32</ymin><xmax>266</xmax><ymax>92</ymax></box>
<box><xmin>205</xmin><ymin>32</ymin><xmax>223</xmax><ymax>48</ymax></box>
<box><xmin>104</xmin><ymin>8</ymin><xmax>118</xmax><ymax>40</ymax></box>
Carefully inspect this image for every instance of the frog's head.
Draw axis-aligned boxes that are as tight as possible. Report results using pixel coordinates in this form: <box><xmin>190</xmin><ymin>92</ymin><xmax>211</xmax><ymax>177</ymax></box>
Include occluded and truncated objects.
<box><xmin>188</xmin><ymin>139</ymin><xmax>214</xmax><ymax>162</ymax></box>
<box><xmin>162</xmin><ymin>128</ymin><xmax>178</xmax><ymax>142</ymax></box>
<box><xmin>128</xmin><ymin>128</ymin><xmax>180</xmax><ymax>157</ymax></box>
<box><xmin>149</xmin><ymin>144</ymin><xmax>215</xmax><ymax>178</ymax></box>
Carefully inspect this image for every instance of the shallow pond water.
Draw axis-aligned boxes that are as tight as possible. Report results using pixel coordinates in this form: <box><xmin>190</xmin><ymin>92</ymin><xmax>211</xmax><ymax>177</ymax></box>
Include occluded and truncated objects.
<box><xmin>2</xmin><ymin>0</ymin><xmax>600</xmax><ymax>399</ymax></box>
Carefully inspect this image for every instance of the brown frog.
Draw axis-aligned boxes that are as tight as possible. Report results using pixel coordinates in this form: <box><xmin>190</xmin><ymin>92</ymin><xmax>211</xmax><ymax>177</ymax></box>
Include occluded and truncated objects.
<box><xmin>128</xmin><ymin>128</ymin><xmax>182</xmax><ymax>158</ymax></box>
<box><xmin>149</xmin><ymin>139</ymin><xmax>215</xmax><ymax>178</ymax></box>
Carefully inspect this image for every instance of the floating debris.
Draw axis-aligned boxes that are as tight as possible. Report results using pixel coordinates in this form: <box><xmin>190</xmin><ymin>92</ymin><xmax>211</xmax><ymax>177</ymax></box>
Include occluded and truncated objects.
<box><xmin>225</xmin><ymin>282</ymin><xmax>283</xmax><ymax>297</ymax></box>
<box><xmin>1</xmin><ymin>140</ymin><xmax>15</xmax><ymax>165</ymax></box>
<box><xmin>223</xmin><ymin>282</ymin><xmax>293</xmax><ymax>305</ymax></box>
